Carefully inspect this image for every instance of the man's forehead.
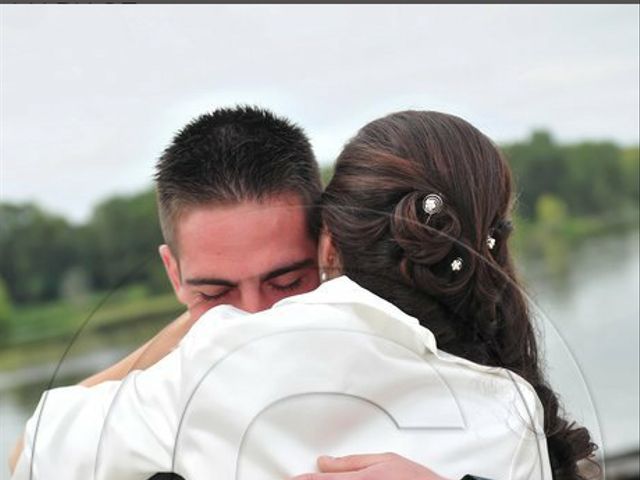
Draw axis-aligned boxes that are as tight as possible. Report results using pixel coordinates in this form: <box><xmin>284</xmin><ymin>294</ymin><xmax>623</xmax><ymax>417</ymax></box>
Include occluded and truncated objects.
<box><xmin>174</xmin><ymin>195</ymin><xmax>316</xmax><ymax>282</ymax></box>
<box><xmin>174</xmin><ymin>195</ymin><xmax>308</xmax><ymax>243</ymax></box>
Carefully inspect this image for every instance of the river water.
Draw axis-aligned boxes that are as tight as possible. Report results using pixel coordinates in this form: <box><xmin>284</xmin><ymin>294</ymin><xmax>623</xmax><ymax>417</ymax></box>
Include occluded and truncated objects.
<box><xmin>520</xmin><ymin>230</ymin><xmax>639</xmax><ymax>459</ymax></box>
<box><xmin>1</xmin><ymin>231</ymin><xmax>638</xmax><ymax>479</ymax></box>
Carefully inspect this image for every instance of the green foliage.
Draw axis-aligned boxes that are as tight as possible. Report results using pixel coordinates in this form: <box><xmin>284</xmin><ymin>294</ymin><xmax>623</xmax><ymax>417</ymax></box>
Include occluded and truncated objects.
<box><xmin>60</xmin><ymin>266</ymin><xmax>91</xmax><ymax>305</ymax></box>
<box><xmin>7</xmin><ymin>286</ymin><xmax>180</xmax><ymax>341</ymax></box>
<box><xmin>619</xmin><ymin>147</ymin><xmax>640</xmax><ymax>201</ymax></box>
<box><xmin>563</xmin><ymin>141</ymin><xmax>625</xmax><ymax>215</ymax></box>
<box><xmin>0</xmin><ymin>191</ymin><xmax>171</xmax><ymax>306</ymax></box>
<box><xmin>81</xmin><ymin>190</ymin><xmax>170</xmax><ymax>294</ymax></box>
<box><xmin>504</xmin><ymin>132</ymin><xmax>639</xmax><ymax>219</ymax></box>
<box><xmin>320</xmin><ymin>163</ymin><xmax>335</xmax><ymax>186</ymax></box>
<box><xmin>0</xmin><ymin>203</ymin><xmax>79</xmax><ymax>303</ymax></box>
<box><xmin>0</xmin><ymin>277</ymin><xmax>12</xmax><ymax>337</ymax></box>
<box><xmin>506</xmin><ymin>131</ymin><xmax>567</xmax><ymax>218</ymax></box>
<box><xmin>536</xmin><ymin>194</ymin><xmax>569</xmax><ymax>228</ymax></box>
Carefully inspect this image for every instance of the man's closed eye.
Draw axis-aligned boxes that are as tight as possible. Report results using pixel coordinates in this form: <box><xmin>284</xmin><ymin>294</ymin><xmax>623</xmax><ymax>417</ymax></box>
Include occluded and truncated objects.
<box><xmin>268</xmin><ymin>277</ymin><xmax>303</xmax><ymax>292</ymax></box>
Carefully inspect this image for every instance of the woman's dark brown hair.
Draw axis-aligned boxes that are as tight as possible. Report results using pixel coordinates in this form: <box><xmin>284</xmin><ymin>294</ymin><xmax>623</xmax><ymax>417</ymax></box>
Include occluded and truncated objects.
<box><xmin>322</xmin><ymin>110</ymin><xmax>597</xmax><ymax>479</ymax></box>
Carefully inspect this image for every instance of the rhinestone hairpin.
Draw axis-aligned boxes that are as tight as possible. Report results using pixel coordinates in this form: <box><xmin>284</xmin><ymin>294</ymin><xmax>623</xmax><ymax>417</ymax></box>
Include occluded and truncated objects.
<box><xmin>487</xmin><ymin>235</ymin><xmax>496</xmax><ymax>250</ymax></box>
<box><xmin>423</xmin><ymin>193</ymin><xmax>443</xmax><ymax>215</ymax></box>
<box><xmin>451</xmin><ymin>257</ymin><xmax>463</xmax><ymax>272</ymax></box>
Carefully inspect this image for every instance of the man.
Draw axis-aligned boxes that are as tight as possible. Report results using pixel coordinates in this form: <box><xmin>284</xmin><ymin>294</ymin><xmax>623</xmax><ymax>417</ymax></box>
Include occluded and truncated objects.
<box><xmin>9</xmin><ymin>106</ymin><xmax>323</xmax><ymax>476</ymax></box>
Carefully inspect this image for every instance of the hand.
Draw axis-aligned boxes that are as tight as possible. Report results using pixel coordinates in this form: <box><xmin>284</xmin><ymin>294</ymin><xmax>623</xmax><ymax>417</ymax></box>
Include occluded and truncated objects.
<box><xmin>291</xmin><ymin>453</ymin><xmax>450</xmax><ymax>480</ymax></box>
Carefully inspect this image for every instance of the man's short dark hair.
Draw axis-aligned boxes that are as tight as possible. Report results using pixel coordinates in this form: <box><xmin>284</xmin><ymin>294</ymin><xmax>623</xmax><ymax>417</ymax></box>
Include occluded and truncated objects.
<box><xmin>155</xmin><ymin>106</ymin><xmax>322</xmax><ymax>251</ymax></box>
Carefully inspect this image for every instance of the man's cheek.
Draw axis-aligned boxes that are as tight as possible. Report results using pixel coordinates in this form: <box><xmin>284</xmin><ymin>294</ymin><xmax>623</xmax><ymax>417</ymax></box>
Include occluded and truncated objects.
<box><xmin>188</xmin><ymin>302</ymin><xmax>212</xmax><ymax>322</ymax></box>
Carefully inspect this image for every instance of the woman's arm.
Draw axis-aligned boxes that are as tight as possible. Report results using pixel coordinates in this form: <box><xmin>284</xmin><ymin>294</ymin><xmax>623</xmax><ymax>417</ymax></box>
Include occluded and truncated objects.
<box><xmin>8</xmin><ymin>436</ymin><xmax>23</xmax><ymax>475</ymax></box>
<box><xmin>80</xmin><ymin>310</ymin><xmax>194</xmax><ymax>387</ymax></box>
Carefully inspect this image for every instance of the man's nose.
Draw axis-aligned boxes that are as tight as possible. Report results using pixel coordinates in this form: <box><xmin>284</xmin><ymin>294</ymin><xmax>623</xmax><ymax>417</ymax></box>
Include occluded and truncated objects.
<box><xmin>240</xmin><ymin>287</ymin><xmax>270</xmax><ymax>313</ymax></box>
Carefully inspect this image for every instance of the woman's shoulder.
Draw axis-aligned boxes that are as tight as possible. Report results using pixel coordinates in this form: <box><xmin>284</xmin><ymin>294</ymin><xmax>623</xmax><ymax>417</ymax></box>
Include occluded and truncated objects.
<box><xmin>433</xmin><ymin>348</ymin><xmax>546</xmax><ymax>432</ymax></box>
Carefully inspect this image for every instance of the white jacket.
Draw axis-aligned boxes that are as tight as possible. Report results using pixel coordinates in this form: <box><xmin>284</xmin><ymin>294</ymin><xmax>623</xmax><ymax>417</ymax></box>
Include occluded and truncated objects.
<box><xmin>13</xmin><ymin>276</ymin><xmax>552</xmax><ymax>480</ymax></box>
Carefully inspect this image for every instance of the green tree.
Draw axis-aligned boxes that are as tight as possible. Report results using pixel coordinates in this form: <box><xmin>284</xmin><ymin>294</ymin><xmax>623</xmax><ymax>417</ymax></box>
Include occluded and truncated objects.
<box><xmin>321</xmin><ymin>163</ymin><xmax>335</xmax><ymax>186</ymax></box>
<box><xmin>0</xmin><ymin>277</ymin><xmax>12</xmax><ymax>338</ymax></box>
<box><xmin>563</xmin><ymin>141</ymin><xmax>624</xmax><ymax>216</ymax></box>
<box><xmin>0</xmin><ymin>203</ymin><xmax>79</xmax><ymax>303</ymax></box>
<box><xmin>504</xmin><ymin>132</ymin><xmax>637</xmax><ymax>221</ymax></box>
<box><xmin>505</xmin><ymin>131</ymin><xmax>568</xmax><ymax>218</ymax></box>
<box><xmin>536</xmin><ymin>193</ymin><xmax>569</xmax><ymax>228</ymax></box>
<box><xmin>619</xmin><ymin>147</ymin><xmax>640</xmax><ymax>203</ymax></box>
<box><xmin>82</xmin><ymin>189</ymin><xmax>170</xmax><ymax>294</ymax></box>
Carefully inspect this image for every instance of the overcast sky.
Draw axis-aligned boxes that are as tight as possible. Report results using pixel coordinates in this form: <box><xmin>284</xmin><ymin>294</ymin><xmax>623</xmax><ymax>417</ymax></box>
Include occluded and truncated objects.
<box><xmin>1</xmin><ymin>4</ymin><xmax>639</xmax><ymax>223</ymax></box>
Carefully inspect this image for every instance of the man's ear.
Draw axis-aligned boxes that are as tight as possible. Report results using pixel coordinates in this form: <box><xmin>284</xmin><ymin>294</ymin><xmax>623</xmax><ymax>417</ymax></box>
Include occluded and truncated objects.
<box><xmin>159</xmin><ymin>244</ymin><xmax>184</xmax><ymax>302</ymax></box>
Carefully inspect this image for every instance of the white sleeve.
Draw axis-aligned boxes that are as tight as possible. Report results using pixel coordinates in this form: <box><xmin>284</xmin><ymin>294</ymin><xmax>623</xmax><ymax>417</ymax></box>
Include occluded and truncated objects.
<box><xmin>12</xmin><ymin>381</ymin><xmax>121</xmax><ymax>480</ymax></box>
<box><xmin>508</xmin><ymin>391</ymin><xmax>554</xmax><ymax>480</ymax></box>
<box><xmin>12</xmin><ymin>347</ymin><xmax>184</xmax><ymax>480</ymax></box>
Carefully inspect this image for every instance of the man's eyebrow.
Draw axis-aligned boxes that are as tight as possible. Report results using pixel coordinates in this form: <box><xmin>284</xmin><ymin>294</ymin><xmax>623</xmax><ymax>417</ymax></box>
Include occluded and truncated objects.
<box><xmin>184</xmin><ymin>277</ymin><xmax>237</xmax><ymax>287</ymax></box>
<box><xmin>184</xmin><ymin>259</ymin><xmax>316</xmax><ymax>286</ymax></box>
<box><xmin>260</xmin><ymin>259</ymin><xmax>316</xmax><ymax>282</ymax></box>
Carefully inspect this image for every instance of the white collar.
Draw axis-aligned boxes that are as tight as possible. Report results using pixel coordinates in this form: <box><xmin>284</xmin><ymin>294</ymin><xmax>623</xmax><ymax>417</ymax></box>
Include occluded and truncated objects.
<box><xmin>273</xmin><ymin>275</ymin><xmax>440</xmax><ymax>356</ymax></box>
<box><xmin>272</xmin><ymin>276</ymin><xmax>521</xmax><ymax>384</ymax></box>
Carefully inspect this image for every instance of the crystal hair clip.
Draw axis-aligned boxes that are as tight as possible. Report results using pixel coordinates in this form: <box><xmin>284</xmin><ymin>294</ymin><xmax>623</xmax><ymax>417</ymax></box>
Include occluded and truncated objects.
<box><xmin>422</xmin><ymin>193</ymin><xmax>443</xmax><ymax>224</ymax></box>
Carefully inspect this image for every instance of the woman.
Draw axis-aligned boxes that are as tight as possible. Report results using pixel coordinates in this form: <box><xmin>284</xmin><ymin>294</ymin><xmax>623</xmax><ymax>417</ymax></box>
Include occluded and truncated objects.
<box><xmin>305</xmin><ymin>110</ymin><xmax>596</xmax><ymax>479</ymax></box>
